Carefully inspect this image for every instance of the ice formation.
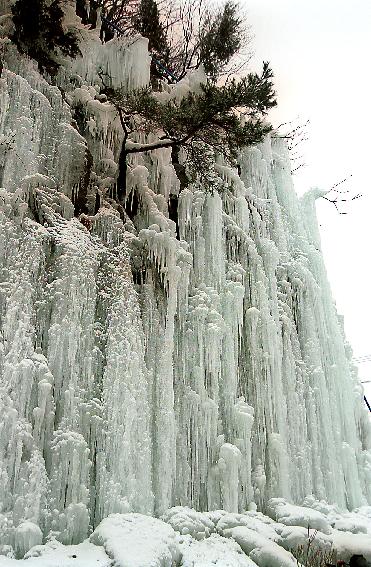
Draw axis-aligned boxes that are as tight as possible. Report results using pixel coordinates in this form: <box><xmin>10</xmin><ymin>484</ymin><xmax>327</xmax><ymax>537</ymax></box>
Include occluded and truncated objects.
<box><xmin>0</xmin><ymin>1</ymin><xmax>371</xmax><ymax>561</ymax></box>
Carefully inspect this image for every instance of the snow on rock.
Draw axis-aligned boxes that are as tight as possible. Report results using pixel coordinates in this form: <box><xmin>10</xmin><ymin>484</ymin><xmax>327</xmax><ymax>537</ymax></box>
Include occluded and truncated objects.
<box><xmin>216</xmin><ymin>511</ymin><xmax>280</xmax><ymax>542</ymax></box>
<box><xmin>0</xmin><ymin>540</ymin><xmax>111</xmax><ymax>566</ymax></box>
<box><xmin>275</xmin><ymin>525</ymin><xmax>332</xmax><ymax>554</ymax></box>
<box><xmin>2</xmin><ymin>506</ymin><xmax>371</xmax><ymax>565</ymax></box>
<box><xmin>331</xmin><ymin>531</ymin><xmax>371</xmax><ymax>563</ymax></box>
<box><xmin>161</xmin><ymin>507</ymin><xmax>215</xmax><ymax>540</ymax></box>
<box><xmin>222</xmin><ymin>526</ymin><xmax>298</xmax><ymax>567</ymax></box>
<box><xmin>179</xmin><ymin>533</ymin><xmax>258</xmax><ymax>567</ymax></box>
<box><xmin>267</xmin><ymin>498</ymin><xmax>332</xmax><ymax>534</ymax></box>
<box><xmin>90</xmin><ymin>513</ymin><xmax>181</xmax><ymax>567</ymax></box>
<box><xmin>301</xmin><ymin>497</ymin><xmax>371</xmax><ymax>535</ymax></box>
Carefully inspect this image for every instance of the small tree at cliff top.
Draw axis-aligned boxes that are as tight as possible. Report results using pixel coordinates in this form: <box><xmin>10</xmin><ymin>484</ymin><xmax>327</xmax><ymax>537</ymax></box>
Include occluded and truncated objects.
<box><xmin>94</xmin><ymin>0</ymin><xmax>248</xmax><ymax>82</ymax></box>
<box><xmin>102</xmin><ymin>62</ymin><xmax>276</xmax><ymax>200</ymax></box>
<box><xmin>11</xmin><ymin>0</ymin><xmax>80</xmax><ymax>74</ymax></box>
<box><xmin>133</xmin><ymin>0</ymin><xmax>171</xmax><ymax>79</ymax></box>
<box><xmin>164</xmin><ymin>0</ymin><xmax>248</xmax><ymax>80</ymax></box>
<box><xmin>133</xmin><ymin>0</ymin><xmax>168</xmax><ymax>54</ymax></box>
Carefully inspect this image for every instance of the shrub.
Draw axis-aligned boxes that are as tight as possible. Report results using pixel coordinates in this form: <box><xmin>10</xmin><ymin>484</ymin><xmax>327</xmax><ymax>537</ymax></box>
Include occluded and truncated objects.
<box><xmin>290</xmin><ymin>529</ymin><xmax>337</xmax><ymax>567</ymax></box>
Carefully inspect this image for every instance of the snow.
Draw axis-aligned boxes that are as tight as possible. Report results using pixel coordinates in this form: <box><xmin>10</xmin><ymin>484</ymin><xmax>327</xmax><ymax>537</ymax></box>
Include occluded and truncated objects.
<box><xmin>179</xmin><ymin>533</ymin><xmax>258</xmax><ymax>567</ymax></box>
<box><xmin>0</xmin><ymin>540</ymin><xmax>111</xmax><ymax>566</ymax></box>
<box><xmin>0</xmin><ymin>505</ymin><xmax>371</xmax><ymax>565</ymax></box>
<box><xmin>267</xmin><ymin>498</ymin><xmax>332</xmax><ymax>534</ymax></box>
<box><xmin>90</xmin><ymin>513</ymin><xmax>181</xmax><ymax>567</ymax></box>
<box><xmin>161</xmin><ymin>507</ymin><xmax>215</xmax><ymax>540</ymax></box>
<box><xmin>0</xmin><ymin>2</ymin><xmax>371</xmax><ymax>563</ymax></box>
<box><xmin>331</xmin><ymin>532</ymin><xmax>371</xmax><ymax>563</ymax></box>
<box><xmin>222</xmin><ymin>526</ymin><xmax>298</xmax><ymax>567</ymax></box>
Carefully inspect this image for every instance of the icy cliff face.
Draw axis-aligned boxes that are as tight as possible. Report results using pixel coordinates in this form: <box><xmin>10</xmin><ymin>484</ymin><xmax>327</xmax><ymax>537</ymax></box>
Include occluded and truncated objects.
<box><xmin>0</xmin><ymin>10</ymin><xmax>370</xmax><ymax>554</ymax></box>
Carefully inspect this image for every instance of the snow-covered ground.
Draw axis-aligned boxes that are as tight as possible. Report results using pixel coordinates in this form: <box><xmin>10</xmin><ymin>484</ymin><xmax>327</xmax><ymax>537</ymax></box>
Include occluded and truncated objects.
<box><xmin>2</xmin><ymin>501</ymin><xmax>371</xmax><ymax>566</ymax></box>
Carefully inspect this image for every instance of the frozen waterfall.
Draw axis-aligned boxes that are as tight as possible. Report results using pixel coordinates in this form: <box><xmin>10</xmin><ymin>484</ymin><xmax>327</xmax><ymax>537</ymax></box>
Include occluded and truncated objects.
<box><xmin>0</xmin><ymin>6</ymin><xmax>370</xmax><ymax>554</ymax></box>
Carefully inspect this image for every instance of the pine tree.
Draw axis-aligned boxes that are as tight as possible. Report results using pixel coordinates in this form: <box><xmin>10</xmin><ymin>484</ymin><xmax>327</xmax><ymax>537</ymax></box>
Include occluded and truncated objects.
<box><xmin>133</xmin><ymin>0</ymin><xmax>170</xmax><ymax>81</ymax></box>
<box><xmin>133</xmin><ymin>0</ymin><xmax>168</xmax><ymax>55</ymax></box>
<box><xmin>103</xmin><ymin>62</ymin><xmax>276</xmax><ymax>199</ymax></box>
<box><xmin>11</xmin><ymin>0</ymin><xmax>80</xmax><ymax>74</ymax></box>
<box><xmin>199</xmin><ymin>1</ymin><xmax>242</xmax><ymax>78</ymax></box>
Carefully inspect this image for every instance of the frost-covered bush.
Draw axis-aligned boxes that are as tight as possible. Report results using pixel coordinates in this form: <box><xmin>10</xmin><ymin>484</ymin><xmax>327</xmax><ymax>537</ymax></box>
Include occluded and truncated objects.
<box><xmin>291</xmin><ymin>542</ymin><xmax>337</xmax><ymax>567</ymax></box>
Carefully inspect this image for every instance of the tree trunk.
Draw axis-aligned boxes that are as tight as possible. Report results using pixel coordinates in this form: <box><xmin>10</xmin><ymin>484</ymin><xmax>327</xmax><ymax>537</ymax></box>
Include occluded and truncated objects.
<box><xmin>117</xmin><ymin>143</ymin><xmax>128</xmax><ymax>201</ymax></box>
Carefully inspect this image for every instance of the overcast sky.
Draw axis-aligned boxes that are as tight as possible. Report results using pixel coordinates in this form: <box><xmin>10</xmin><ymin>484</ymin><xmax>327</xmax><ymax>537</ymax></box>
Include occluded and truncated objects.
<box><xmin>245</xmin><ymin>0</ymin><xmax>371</xmax><ymax>393</ymax></box>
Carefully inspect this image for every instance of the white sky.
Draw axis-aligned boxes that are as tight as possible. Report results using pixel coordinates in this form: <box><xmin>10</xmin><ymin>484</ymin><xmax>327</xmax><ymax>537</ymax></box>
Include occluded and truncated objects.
<box><xmin>245</xmin><ymin>0</ymin><xmax>371</xmax><ymax>398</ymax></box>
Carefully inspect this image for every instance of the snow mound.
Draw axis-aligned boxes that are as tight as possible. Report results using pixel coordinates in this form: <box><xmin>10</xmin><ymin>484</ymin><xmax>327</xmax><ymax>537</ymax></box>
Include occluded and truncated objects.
<box><xmin>222</xmin><ymin>526</ymin><xmax>298</xmax><ymax>567</ymax></box>
<box><xmin>179</xmin><ymin>533</ymin><xmax>258</xmax><ymax>566</ymax></box>
<box><xmin>3</xmin><ymin>504</ymin><xmax>371</xmax><ymax>566</ymax></box>
<box><xmin>331</xmin><ymin>531</ymin><xmax>371</xmax><ymax>563</ymax></box>
<box><xmin>216</xmin><ymin>511</ymin><xmax>280</xmax><ymax>541</ymax></box>
<box><xmin>90</xmin><ymin>513</ymin><xmax>181</xmax><ymax>567</ymax></box>
<box><xmin>0</xmin><ymin>540</ymin><xmax>110</xmax><ymax>566</ymax></box>
<box><xmin>275</xmin><ymin>525</ymin><xmax>332</xmax><ymax>553</ymax></box>
<box><xmin>267</xmin><ymin>498</ymin><xmax>332</xmax><ymax>534</ymax></box>
<box><xmin>161</xmin><ymin>506</ymin><xmax>215</xmax><ymax>540</ymax></box>
<box><xmin>333</xmin><ymin>517</ymin><xmax>369</xmax><ymax>534</ymax></box>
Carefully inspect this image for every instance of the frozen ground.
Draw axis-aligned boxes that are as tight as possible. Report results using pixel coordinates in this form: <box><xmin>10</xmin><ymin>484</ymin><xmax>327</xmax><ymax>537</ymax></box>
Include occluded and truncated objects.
<box><xmin>1</xmin><ymin>500</ymin><xmax>371</xmax><ymax>566</ymax></box>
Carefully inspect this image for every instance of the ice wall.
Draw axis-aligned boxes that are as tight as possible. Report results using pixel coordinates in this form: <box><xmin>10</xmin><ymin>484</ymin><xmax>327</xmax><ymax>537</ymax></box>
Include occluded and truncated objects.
<box><xmin>0</xmin><ymin>14</ymin><xmax>370</xmax><ymax>555</ymax></box>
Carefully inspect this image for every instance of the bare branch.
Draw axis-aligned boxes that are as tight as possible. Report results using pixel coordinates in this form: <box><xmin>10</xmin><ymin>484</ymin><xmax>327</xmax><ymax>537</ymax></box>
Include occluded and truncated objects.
<box><xmin>320</xmin><ymin>175</ymin><xmax>361</xmax><ymax>214</ymax></box>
